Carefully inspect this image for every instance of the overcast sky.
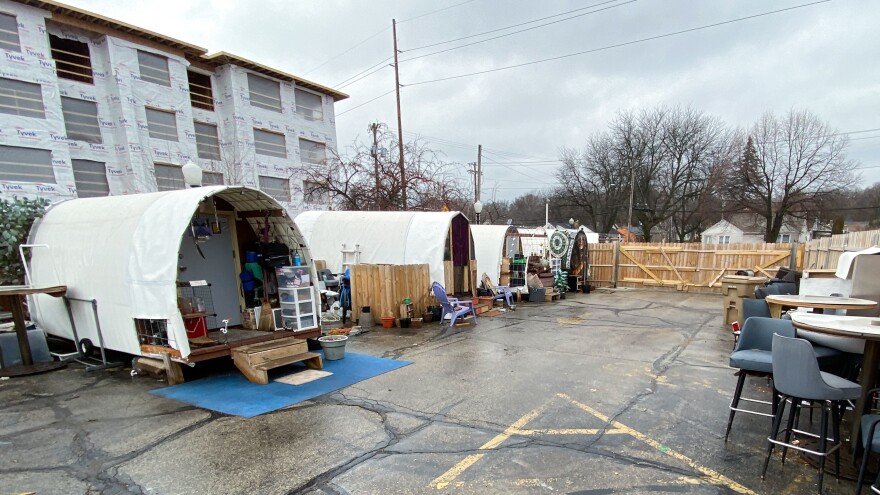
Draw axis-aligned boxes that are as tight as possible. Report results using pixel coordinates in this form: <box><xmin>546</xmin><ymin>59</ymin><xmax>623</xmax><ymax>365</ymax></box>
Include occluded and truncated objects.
<box><xmin>69</xmin><ymin>0</ymin><xmax>880</xmax><ymax>202</ymax></box>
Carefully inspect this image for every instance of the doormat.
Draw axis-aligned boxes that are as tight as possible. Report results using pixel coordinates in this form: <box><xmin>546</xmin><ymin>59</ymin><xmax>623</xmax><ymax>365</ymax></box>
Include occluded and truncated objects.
<box><xmin>275</xmin><ymin>369</ymin><xmax>332</xmax><ymax>386</ymax></box>
<box><xmin>149</xmin><ymin>352</ymin><xmax>410</xmax><ymax>418</ymax></box>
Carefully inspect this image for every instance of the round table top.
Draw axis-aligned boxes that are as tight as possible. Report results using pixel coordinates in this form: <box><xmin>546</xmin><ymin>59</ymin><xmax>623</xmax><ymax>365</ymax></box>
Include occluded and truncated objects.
<box><xmin>765</xmin><ymin>294</ymin><xmax>878</xmax><ymax>309</ymax></box>
<box><xmin>791</xmin><ymin>313</ymin><xmax>880</xmax><ymax>341</ymax></box>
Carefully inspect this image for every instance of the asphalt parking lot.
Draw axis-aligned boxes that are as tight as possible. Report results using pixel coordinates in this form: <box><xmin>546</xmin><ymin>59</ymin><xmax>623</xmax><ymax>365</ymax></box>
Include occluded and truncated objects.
<box><xmin>0</xmin><ymin>289</ymin><xmax>863</xmax><ymax>494</ymax></box>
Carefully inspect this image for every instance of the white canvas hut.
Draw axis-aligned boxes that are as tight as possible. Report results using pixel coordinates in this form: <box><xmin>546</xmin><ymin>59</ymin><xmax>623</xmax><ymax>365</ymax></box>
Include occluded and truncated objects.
<box><xmin>295</xmin><ymin>211</ymin><xmax>475</xmax><ymax>293</ymax></box>
<box><xmin>27</xmin><ymin>186</ymin><xmax>318</xmax><ymax>364</ymax></box>
<box><xmin>471</xmin><ymin>225</ymin><xmax>520</xmax><ymax>284</ymax></box>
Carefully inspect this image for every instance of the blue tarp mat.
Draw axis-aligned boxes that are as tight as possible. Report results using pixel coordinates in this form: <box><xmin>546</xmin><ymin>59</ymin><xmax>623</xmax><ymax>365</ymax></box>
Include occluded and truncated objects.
<box><xmin>150</xmin><ymin>352</ymin><xmax>410</xmax><ymax>417</ymax></box>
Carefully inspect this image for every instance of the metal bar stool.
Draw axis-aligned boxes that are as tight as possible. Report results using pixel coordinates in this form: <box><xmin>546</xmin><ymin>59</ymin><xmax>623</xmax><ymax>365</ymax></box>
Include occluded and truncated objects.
<box><xmin>762</xmin><ymin>334</ymin><xmax>860</xmax><ymax>493</ymax></box>
<box><xmin>725</xmin><ymin>317</ymin><xmax>794</xmax><ymax>442</ymax></box>
<box><xmin>855</xmin><ymin>388</ymin><xmax>880</xmax><ymax>495</ymax></box>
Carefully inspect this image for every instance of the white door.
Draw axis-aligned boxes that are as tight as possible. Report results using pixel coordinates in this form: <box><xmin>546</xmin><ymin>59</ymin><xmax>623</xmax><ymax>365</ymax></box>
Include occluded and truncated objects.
<box><xmin>178</xmin><ymin>214</ymin><xmax>242</xmax><ymax>328</ymax></box>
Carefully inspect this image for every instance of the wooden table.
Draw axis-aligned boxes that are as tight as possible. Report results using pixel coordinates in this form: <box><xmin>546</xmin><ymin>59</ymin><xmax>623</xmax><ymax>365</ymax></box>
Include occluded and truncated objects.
<box><xmin>791</xmin><ymin>313</ymin><xmax>880</xmax><ymax>450</ymax></box>
<box><xmin>0</xmin><ymin>285</ymin><xmax>67</xmax><ymax>376</ymax></box>
<box><xmin>765</xmin><ymin>294</ymin><xmax>878</xmax><ymax>319</ymax></box>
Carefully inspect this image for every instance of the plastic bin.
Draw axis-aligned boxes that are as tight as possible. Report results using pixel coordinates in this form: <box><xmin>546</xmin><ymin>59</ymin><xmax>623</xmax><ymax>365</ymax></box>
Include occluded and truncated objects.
<box><xmin>528</xmin><ymin>288</ymin><xmax>545</xmax><ymax>302</ymax></box>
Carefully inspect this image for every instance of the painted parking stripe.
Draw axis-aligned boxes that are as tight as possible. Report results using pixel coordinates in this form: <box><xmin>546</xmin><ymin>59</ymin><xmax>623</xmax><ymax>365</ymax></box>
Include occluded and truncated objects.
<box><xmin>431</xmin><ymin>393</ymin><xmax>759</xmax><ymax>495</ymax></box>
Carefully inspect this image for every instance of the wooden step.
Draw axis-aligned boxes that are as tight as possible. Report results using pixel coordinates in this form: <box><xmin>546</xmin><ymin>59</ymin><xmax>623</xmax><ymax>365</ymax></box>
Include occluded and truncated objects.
<box><xmin>254</xmin><ymin>352</ymin><xmax>323</xmax><ymax>371</ymax></box>
<box><xmin>233</xmin><ymin>337</ymin><xmax>307</xmax><ymax>367</ymax></box>
<box><xmin>232</xmin><ymin>337</ymin><xmax>318</xmax><ymax>384</ymax></box>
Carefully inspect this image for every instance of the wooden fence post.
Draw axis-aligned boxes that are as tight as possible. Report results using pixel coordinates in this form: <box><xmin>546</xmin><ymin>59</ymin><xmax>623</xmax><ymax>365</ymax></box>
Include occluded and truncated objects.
<box><xmin>612</xmin><ymin>240</ymin><xmax>620</xmax><ymax>288</ymax></box>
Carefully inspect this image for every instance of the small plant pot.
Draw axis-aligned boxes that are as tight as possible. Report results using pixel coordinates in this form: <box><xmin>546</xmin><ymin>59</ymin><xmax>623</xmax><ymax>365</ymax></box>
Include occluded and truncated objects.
<box><xmin>422</xmin><ymin>312</ymin><xmax>433</xmax><ymax>323</ymax></box>
<box><xmin>380</xmin><ymin>316</ymin><xmax>395</xmax><ymax>329</ymax></box>
<box><xmin>559</xmin><ymin>291</ymin><xmax>566</xmax><ymax>300</ymax></box>
<box><xmin>429</xmin><ymin>306</ymin><xmax>442</xmax><ymax>321</ymax></box>
<box><xmin>399</xmin><ymin>318</ymin><xmax>412</xmax><ymax>328</ymax></box>
<box><xmin>318</xmin><ymin>335</ymin><xmax>348</xmax><ymax>360</ymax></box>
<box><xmin>411</xmin><ymin>317</ymin><xmax>423</xmax><ymax>329</ymax></box>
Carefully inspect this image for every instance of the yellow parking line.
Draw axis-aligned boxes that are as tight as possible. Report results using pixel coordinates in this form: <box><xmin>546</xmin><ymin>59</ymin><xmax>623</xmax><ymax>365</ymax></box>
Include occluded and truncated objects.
<box><xmin>432</xmin><ymin>400</ymin><xmax>550</xmax><ymax>489</ymax></box>
<box><xmin>513</xmin><ymin>428</ymin><xmax>628</xmax><ymax>435</ymax></box>
<box><xmin>557</xmin><ymin>393</ymin><xmax>759</xmax><ymax>495</ymax></box>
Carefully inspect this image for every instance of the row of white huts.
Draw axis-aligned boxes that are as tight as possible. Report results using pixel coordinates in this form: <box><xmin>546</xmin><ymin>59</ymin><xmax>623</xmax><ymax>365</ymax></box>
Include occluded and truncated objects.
<box><xmin>24</xmin><ymin>186</ymin><xmax>594</xmax><ymax>367</ymax></box>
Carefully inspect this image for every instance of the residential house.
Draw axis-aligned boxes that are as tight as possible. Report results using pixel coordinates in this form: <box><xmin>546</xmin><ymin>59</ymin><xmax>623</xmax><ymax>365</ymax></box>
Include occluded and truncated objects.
<box><xmin>0</xmin><ymin>0</ymin><xmax>347</xmax><ymax>213</ymax></box>
<box><xmin>701</xmin><ymin>214</ymin><xmax>808</xmax><ymax>244</ymax></box>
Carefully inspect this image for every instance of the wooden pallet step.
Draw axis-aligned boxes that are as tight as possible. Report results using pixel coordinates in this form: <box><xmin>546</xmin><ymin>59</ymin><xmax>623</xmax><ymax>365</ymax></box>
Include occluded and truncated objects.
<box><xmin>254</xmin><ymin>351</ymin><xmax>323</xmax><ymax>371</ymax></box>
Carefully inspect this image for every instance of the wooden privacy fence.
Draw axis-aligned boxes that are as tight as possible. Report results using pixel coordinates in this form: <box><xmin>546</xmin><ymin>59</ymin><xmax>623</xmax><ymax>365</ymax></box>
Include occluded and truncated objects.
<box><xmin>803</xmin><ymin>229</ymin><xmax>880</xmax><ymax>271</ymax></box>
<box><xmin>351</xmin><ymin>264</ymin><xmax>434</xmax><ymax>322</ymax></box>
<box><xmin>589</xmin><ymin>242</ymin><xmax>796</xmax><ymax>293</ymax></box>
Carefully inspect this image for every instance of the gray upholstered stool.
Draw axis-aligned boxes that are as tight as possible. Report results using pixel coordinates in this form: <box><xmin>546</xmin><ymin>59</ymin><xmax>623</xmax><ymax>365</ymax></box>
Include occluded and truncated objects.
<box><xmin>762</xmin><ymin>334</ymin><xmax>860</xmax><ymax>493</ymax></box>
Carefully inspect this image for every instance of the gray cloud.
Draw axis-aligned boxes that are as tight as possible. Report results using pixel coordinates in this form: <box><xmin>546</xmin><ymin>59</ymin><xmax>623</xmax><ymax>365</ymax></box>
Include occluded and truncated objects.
<box><xmin>70</xmin><ymin>0</ymin><xmax>880</xmax><ymax>201</ymax></box>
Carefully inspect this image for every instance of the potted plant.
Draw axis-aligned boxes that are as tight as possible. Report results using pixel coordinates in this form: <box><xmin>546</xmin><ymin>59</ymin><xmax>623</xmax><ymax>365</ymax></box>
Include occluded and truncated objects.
<box><xmin>554</xmin><ymin>271</ymin><xmax>570</xmax><ymax>299</ymax></box>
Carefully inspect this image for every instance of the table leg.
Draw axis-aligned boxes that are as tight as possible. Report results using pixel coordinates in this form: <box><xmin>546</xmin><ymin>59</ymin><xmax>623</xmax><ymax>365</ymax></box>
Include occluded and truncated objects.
<box><xmin>852</xmin><ymin>340</ymin><xmax>880</xmax><ymax>455</ymax></box>
<box><xmin>769</xmin><ymin>302</ymin><xmax>782</xmax><ymax>319</ymax></box>
<box><xmin>5</xmin><ymin>295</ymin><xmax>33</xmax><ymax>366</ymax></box>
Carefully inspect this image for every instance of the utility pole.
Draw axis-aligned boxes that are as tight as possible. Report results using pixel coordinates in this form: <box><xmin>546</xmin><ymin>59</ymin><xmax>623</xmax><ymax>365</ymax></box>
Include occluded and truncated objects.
<box><xmin>476</xmin><ymin>144</ymin><xmax>482</xmax><ymax>202</ymax></box>
<box><xmin>625</xmin><ymin>163</ymin><xmax>635</xmax><ymax>243</ymax></box>
<box><xmin>392</xmin><ymin>19</ymin><xmax>406</xmax><ymax>211</ymax></box>
<box><xmin>369</xmin><ymin>123</ymin><xmax>381</xmax><ymax>210</ymax></box>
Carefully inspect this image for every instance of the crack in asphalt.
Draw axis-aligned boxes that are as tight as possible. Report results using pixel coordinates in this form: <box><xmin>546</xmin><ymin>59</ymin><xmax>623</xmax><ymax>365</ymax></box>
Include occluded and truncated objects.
<box><xmin>4</xmin><ymin>291</ymin><xmax>734</xmax><ymax>494</ymax></box>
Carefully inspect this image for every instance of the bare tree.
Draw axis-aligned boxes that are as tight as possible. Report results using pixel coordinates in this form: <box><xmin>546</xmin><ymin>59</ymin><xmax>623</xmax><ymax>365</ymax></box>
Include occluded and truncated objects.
<box><xmin>557</xmin><ymin>105</ymin><xmax>730</xmax><ymax>241</ymax></box>
<box><xmin>727</xmin><ymin>109</ymin><xmax>858</xmax><ymax>241</ymax></box>
<box><xmin>296</xmin><ymin>123</ymin><xmax>467</xmax><ymax>211</ymax></box>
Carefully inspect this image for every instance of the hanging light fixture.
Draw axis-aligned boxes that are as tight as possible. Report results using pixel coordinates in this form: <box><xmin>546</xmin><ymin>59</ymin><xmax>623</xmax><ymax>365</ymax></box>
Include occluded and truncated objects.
<box><xmin>182</xmin><ymin>161</ymin><xmax>203</xmax><ymax>188</ymax></box>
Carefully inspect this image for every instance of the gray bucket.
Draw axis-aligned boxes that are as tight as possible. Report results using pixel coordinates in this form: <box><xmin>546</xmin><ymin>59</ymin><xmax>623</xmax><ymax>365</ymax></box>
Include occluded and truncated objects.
<box><xmin>318</xmin><ymin>335</ymin><xmax>348</xmax><ymax>360</ymax></box>
<box><xmin>359</xmin><ymin>312</ymin><xmax>374</xmax><ymax>328</ymax></box>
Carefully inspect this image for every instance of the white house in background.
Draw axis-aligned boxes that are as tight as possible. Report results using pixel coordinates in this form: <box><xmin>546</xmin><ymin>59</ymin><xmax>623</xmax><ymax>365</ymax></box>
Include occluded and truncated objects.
<box><xmin>701</xmin><ymin>214</ymin><xmax>808</xmax><ymax>244</ymax></box>
<box><xmin>0</xmin><ymin>0</ymin><xmax>347</xmax><ymax>213</ymax></box>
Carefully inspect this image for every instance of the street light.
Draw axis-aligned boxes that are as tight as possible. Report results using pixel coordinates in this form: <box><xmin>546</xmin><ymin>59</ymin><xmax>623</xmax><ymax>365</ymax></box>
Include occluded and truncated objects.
<box><xmin>473</xmin><ymin>200</ymin><xmax>483</xmax><ymax>224</ymax></box>
<box><xmin>181</xmin><ymin>160</ymin><xmax>203</xmax><ymax>188</ymax></box>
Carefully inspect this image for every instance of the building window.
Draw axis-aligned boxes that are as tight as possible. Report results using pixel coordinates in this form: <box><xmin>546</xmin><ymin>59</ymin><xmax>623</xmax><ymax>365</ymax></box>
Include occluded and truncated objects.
<box><xmin>295</xmin><ymin>89</ymin><xmax>323</xmax><ymax>121</ymax></box>
<box><xmin>0</xmin><ymin>77</ymin><xmax>45</xmax><ymax>118</ymax></box>
<box><xmin>259</xmin><ymin>176</ymin><xmax>290</xmax><ymax>202</ymax></box>
<box><xmin>718</xmin><ymin>235</ymin><xmax>731</xmax><ymax>244</ymax></box>
<box><xmin>71</xmin><ymin>159</ymin><xmax>109</xmax><ymax>197</ymax></box>
<box><xmin>154</xmin><ymin>163</ymin><xmax>184</xmax><ymax>191</ymax></box>
<box><xmin>0</xmin><ymin>13</ymin><xmax>20</xmax><ymax>52</ymax></box>
<box><xmin>253</xmin><ymin>128</ymin><xmax>287</xmax><ymax>158</ymax></box>
<box><xmin>303</xmin><ymin>180</ymin><xmax>328</xmax><ymax>204</ymax></box>
<box><xmin>203</xmin><ymin>171</ymin><xmax>224</xmax><ymax>186</ymax></box>
<box><xmin>49</xmin><ymin>34</ymin><xmax>93</xmax><ymax>84</ymax></box>
<box><xmin>193</xmin><ymin>121</ymin><xmax>221</xmax><ymax>160</ymax></box>
<box><xmin>188</xmin><ymin>70</ymin><xmax>214</xmax><ymax>111</ymax></box>
<box><xmin>137</xmin><ymin>50</ymin><xmax>171</xmax><ymax>87</ymax></box>
<box><xmin>61</xmin><ymin>97</ymin><xmax>101</xmax><ymax>143</ymax></box>
<box><xmin>298</xmin><ymin>138</ymin><xmax>326</xmax><ymax>165</ymax></box>
<box><xmin>145</xmin><ymin>107</ymin><xmax>178</xmax><ymax>141</ymax></box>
<box><xmin>0</xmin><ymin>145</ymin><xmax>54</xmax><ymax>183</ymax></box>
<box><xmin>778</xmin><ymin>234</ymin><xmax>792</xmax><ymax>243</ymax></box>
<box><xmin>247</xmin><ymin>73</ymin><xmax>281</xmax><ymax>112</ymax></box>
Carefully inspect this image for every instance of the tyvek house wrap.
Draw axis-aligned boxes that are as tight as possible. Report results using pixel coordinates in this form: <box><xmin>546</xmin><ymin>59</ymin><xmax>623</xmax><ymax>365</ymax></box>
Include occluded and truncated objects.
<box><xmin>27</xmin><ymin>186</ymin><xmax>232</xmax><ymax>359</ymax></box>
<box><xmin>0</xmin><ymin>11</ymin><xmax>196</xmax><ymax>199</ymax></box>
<box><xmin>295</xmin><ymin>211</ymin><xmax>461</xmax><ymax>286</ymax></box>
<box><xmin>1</xmin><ymin>9</ymin><xmax>337</xmax><ymax>213</ymax></box>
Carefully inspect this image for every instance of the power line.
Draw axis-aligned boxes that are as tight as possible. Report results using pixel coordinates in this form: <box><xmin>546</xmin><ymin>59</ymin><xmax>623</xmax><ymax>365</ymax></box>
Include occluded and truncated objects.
<box><xmin>397</xmin><ymin>0</ymin><xmax>477</xmax><ymax>24</ymax></box>
<box><xmin>406</xmin><ymin>0</ymin><xmax>830</xmax><ymax>87</ymax></box>
<box><xmin>337</xmin><ymin>61</ymin><xmax>392</xmax><ymax>89</ymax></box>
<box><xmin>481</xmin><ymin>147</ymin><xmax>557</xmax><ymax>162</ymax></box>
<box><xmin>334</xmin><ymin>57</ymin><xmax>392</xmax><ymax>88</ymax></box>
<box><xmin>400</xmin><ymin>0</ymin><xmax>636</xmax><ymax>63</ymax></box>
<box><xmin>403</xmin><ymin>0</ymin><xmax>620</xmax><ymax>52</ymax></box>
<box><xmin>303</xmin><ymin>27</ymin><xmax>390</xmax><ymax>77</ymax></box>
<box><xmin>321</xmin><ymin>1</ymin><xmax>477</xmax><ymax>85</ymax></box>
<box><xmin>336</xmin><ymin>89</ymin><xmax>395</xmax><ymax>117</ymax></box>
